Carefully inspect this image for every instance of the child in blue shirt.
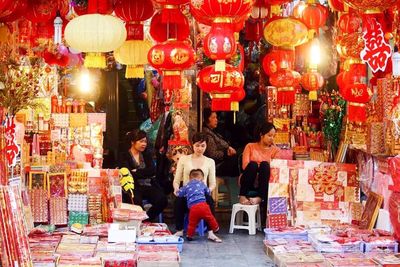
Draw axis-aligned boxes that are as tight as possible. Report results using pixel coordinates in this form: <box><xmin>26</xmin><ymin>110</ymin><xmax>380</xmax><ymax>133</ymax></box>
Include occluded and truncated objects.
<box><xmin>177</xmin><ymin>169</ymin><xmax>221</xmax><ymax>242</ymax></box>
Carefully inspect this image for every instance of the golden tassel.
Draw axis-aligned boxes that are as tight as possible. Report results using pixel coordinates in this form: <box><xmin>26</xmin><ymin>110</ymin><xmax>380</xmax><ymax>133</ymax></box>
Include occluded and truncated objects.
<box><xmin>126</xmin><ymin>65</ymin><xmax>144</xmax><ymax>78</ymax></box>
<box><xmin>84</xmin><ymin>52</ymin><xmax>106</xmax><ymax>69</ymax></box>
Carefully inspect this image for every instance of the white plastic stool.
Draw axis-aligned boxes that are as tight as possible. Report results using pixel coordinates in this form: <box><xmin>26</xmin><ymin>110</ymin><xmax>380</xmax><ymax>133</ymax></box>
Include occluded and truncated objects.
<box><xmin>229</xmin><ymin>203</ymin><xmax>261</xmax><ymax>235</ymax></box>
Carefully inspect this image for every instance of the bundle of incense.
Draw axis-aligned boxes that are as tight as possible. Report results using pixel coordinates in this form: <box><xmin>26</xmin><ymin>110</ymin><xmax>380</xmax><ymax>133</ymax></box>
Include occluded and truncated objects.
<box><xmin>10</xmin><ymin>185</ymin><xmax>32</xmax><ymax>265</ymax></box>
<box><xmin>0</xmin><ymin>186</ymin><xmax>18</xmax><ymax>266</ymax></box>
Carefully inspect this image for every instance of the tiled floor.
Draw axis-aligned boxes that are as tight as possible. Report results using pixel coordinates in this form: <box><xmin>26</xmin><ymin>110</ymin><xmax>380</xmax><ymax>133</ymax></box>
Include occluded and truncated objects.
<box><xmin>179</xmin><ymin>228</ymin><xmax>274</xmax><ymax>267</ymax></box>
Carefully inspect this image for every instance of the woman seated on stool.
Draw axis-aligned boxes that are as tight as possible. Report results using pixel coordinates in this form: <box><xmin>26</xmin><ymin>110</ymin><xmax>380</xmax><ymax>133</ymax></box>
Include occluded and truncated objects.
<box><xmin>120</xmin><ymin>130</ymin><xmax>168</xmax><ymax>221</ymax></box>
<box><xmin>240</xmin><ymin>122</ymin><xmax>280</xmax><ymax>205</ymax></box>
<box><xmin>173</xmin><ymin>133</ymin><xmax>220</xmax><ymax>242</ymax></box>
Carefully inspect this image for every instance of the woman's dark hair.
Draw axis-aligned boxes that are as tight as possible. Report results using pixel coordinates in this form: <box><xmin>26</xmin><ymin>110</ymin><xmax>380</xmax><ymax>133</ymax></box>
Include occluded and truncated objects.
<box><xmin>126</xmin><ymin>129</ymin><xmax>147</xmax><ymax>145</ymax></box>
<box><xmin>203</xmin><ymin>108</ymin><xmax>214</xmax><ymax>125</ymax></box>
<box><xmin>255</xmin><ymin>122</ymin><xmax>276</xmax><ymax>140</ymax></box>
<box><xmin>191</xmin><ymin>132</ymin><xmax>208</xmax><ymax>144</ymax></box>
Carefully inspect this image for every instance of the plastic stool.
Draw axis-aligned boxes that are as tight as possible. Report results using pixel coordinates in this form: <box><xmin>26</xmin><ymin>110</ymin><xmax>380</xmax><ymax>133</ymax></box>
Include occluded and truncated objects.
<box><xmin>184</xmin><ymin>214</ymin><xmax>207</xmax><ymax>236</ymax></box>
<box><xmin>229</xmin><ymin>203</ymin><xmax>261</xmax><ymax>235</ymax></box>
<box><xmin>142</xmin><ymin>199</ymin><xmax>163</xmax><ymax>223</ymax></box>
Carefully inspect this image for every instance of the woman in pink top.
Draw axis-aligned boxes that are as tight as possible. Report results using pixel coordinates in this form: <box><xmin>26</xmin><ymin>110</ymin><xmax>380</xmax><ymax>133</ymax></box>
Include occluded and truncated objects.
<box><xmin>240</xmin><ymin>122</ymin><xmax>280</xmax><ymax>205</ymax></box>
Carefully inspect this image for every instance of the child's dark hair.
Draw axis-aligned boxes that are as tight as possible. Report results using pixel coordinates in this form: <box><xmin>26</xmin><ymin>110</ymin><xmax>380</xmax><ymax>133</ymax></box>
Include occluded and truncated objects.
<box><xmin>254</xmin><ymin>122</ymin><xmax>276</xmax><ymax>141</ymax></box>
<box><xmin>189</xmin><ymin>169</ymin><xmax>204</xmax><ymax>178</ymax></box>
<box><xmin>203</xmin><ymin>108</ymin><xmax>214</xmax><ymax>125</ymax></box>
<box><xmin>191</xmin><ymin>132</ymin><xmax>208</xmax><ymax>144</ymax></box>
<box><xmin>126</xmin><ymin>129</ymin><xmax>147</xmax><ymax>145</ymax></box>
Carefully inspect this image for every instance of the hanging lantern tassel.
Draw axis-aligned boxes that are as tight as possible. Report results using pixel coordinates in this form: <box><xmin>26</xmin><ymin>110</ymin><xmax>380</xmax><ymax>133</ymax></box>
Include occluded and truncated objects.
<box><xmin>162</xmin><ymin>71</ymin><xmax>182</xmax><ymax>90</ymax></box>
<box><xmin>277</xmin><ymin>87</ymin><xmax>296</xmax><ymax>105</ymax></box>
<box><xmin>85</xmin><ymin>52</ymin><xmax>107</xmax><ymax>69</ymax></box>
<box><xmin>309</xmin><ymin>90</ymin><xmax>318</xmax><ymax>101</ymax></box>
<box><xmin>347</xmin><ymin>102</ymin><xmax>367</xmax><ymax>122</ymax></box>
<box><xmin>126</xmin><ymin>65</ymin><xmax>144</xmax><ymax>79</ymax></box>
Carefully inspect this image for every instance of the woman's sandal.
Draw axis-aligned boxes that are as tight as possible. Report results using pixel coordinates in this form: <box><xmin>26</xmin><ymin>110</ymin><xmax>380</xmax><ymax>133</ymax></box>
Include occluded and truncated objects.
<box><xmin>208</xmin><ymin>235</ymin><xmax>222</xmax><ymax>243</ymax></box>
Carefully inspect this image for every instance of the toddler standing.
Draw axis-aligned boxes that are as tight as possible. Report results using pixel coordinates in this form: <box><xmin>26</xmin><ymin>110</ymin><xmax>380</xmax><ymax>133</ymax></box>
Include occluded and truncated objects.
<box><xmin>176</xmin><ymin>169</ymin><xmax>222</xmax><ymax>242</ymax></box>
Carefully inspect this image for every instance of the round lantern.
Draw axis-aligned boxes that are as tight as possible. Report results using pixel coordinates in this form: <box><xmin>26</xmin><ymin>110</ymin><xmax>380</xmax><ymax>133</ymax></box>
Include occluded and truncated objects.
<box><xmin>65</xmin><ymin>14</ymin><xmax>127</xmax><ymax>68</ymax></box>
<box><xmin>149</xmin><ymin>9</ymin><xmax>190</xmax><ymax>42</ymax></box>
<box><xmin>189</xmin><ymin>0</ymin><xmax>253</xmax><ymax>26</ymax></box>
<box><xmin>148</xmin><ymin>40</ymin><xmax>195</xmax><ymax>90</ymax></box>
<box><xmin>211</xmin><ymin>88</ymin><xmax>245</xmax><ymax>111</ymax></box>
<box><xmin>343</xmin><ymin>0</ymin><xmax>397</xmax><ymax>14</ymax></box>
<box><xmin>197</xmin><ymin>64</ymin><xmax>244</xmax><ymax>95</ymax></box>
<box><xmin>301</xmin><ymin>3</ymin><xmax>327</xmax><ymax>32</ymax></box>
<box><xmin>114</xmin><ymin>40</ymin><xmax>152</xmax><ymax>78</ymax></box>
<box><xmin>0</xmin><ymin>0</ymin><xmax>12</xmax><ymax>12</ymax></box>
<box><xmin>114</xmin><ymin>0</ymin><xmax>154</xmax><ymax>23</ymax></box>
<box><xmin>338</xmin><ymin>13</ymin><xmax>362</xmax><ymax>34</ymax></box>
<box><xmin>262</xmin><ymin>48</ymin><xmax>295</xmax><ymax>76</ymax></box>
<box><xmin>74</xmin><ymin>0</ymin><xmax>114</xmax><ymax>15</ymax></box>
<box><xmin>263</xmin><ymin>18</ymin><xmax>309</xmax><ymax>49</ymax></box>
<box><xmin>301</xmin><ymin>70</ymin><xmax>324</xmax><ymax>100</ymax></box>
<box><xmin>203</xmin><ymin>22</ymin><xmax>237</xmax><ymax>71</ymax></box>
<box><xmin>269</xmin><ymin>68</ymin><xmax>300</xmax><ymax>105</ymax></box>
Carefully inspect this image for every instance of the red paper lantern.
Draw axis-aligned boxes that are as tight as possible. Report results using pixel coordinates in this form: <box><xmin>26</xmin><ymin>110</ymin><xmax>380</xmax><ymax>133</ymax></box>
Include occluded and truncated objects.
<box><xmin>340</xmin><ymin>83</ymin><xmax>371</xmax><ymax>122</ymax></box>
<box><xmin>301</xmin><ymin>70</ymin><xmax>324</xmax><ymax>101</ymax></box>
<box><xmin>343</xmin><ymin>63</ymin><xmax>367</xmax><ymax>84</ymax></box>
<box><xmin>114</xmin><ymin>0</ymin><xmax>154</xmax><ymax>22</ymax></box>
<box><xmin>74</xmin><ymin>0</ymin><xmax>114</xmax><ymax>15</ymax></box>
<box><xmin>149</xmin><ymin>9</ymin><xmax>190</xmax><ymax>42</ymax></box>
<box><xmin>152</xmin><ymin>0</ymin><xmax>189</xmax><ymax>4</ymax></box>
<box><xmin>148</xmin><ymin>40</ymin><xmax>195</xmax><ymax>90</ymax></box>
<box><xmin>262</xmin><ymin>48</ymin><xmax>295</xmax><ymax>76</ymax></box>
<box><xmin>189</xmin><ymin>0</ymin><xmax>253</xmax><ymax>25</ymax></box>
<box><xmin>114</xmin><ymin>0</ymin><xmax>154</xmax><ymax>40</ymax></box>
<box><xmin>203</xmin><ymin>22</ymin><xmax>237</xmax><ymax>71</ymax></box>
<box><xmin>301</xmin><ymin>3</ymin><xmax>327</xmax><ymax>31</ymax></box>
<box><xmin>343</xmin><ymin>0</ymin><xmax>397</xmax><ymax>13</ymax></box>
<box><xmin>0</xmin><ymin>0</ymin><xmax>27</xmax><ymax>22</ymax></box>
<box><xmin>211</xmin><ymin>88</ymin><xmax>245</xmax><ymax>111</ymax></box>
<box><xmin>269</xmin><ymin>68</ymin><xmax>299</xmax><ymax>105</ymax></box>
<box><xmin>338</xmin><ymin>12</ymin><xmax>362</xmax><ymax>34</ymax></box>
<box><xmin>328</xmin><ymin>0</ymin><xmax>345</xmax><ymax>11</ymax></box>
<box><xmin>197</xmin><ymin>64</ymin><xmax>244</xmax><ymax>95</ymax></box>
<box><xmin>25</xmin><ymin>0</ymin><xmax>69</xmax><ymax>23</ymax></box>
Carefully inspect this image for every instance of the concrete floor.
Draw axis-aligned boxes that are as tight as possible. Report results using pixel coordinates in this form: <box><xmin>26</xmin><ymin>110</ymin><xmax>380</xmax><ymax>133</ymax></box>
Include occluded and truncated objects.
<box><xmin>179</xmin><ymin>227</ymin><xmax>274</xmax><ymax>267</ymax></box>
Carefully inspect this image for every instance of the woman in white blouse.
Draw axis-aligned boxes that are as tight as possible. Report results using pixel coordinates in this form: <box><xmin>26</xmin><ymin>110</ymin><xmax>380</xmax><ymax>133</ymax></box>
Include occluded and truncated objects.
<box><xmin>173</xmin><ymin>132</ymin><xmax>219</xmax><ymax>241</ymax></box>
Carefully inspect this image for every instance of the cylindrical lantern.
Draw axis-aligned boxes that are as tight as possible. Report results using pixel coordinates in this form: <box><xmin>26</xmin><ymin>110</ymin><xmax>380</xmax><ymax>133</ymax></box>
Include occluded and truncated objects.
<box><xmin>148</xmin><ymin>40</ymin><xmax>195</xmax><ymax>90</ymax></box>
<box><xmin>263</xmin><ymin>18</ymin><xmax>309</xmax><ymax>49</ymax></box>
<box><xmin>203</xmin><ymin>22</ymin><xmax>237</xmax><ymax>71</ymax></box>
<box><xmin>301</xmin><ymin>70</ymin><xmax>324</xmax><ymax>100</ymax></box>
<box><xmin>114</xmin><ymin>40</ymin><xmax>152</xmax><ymax>78</ymax></box>
<box><xmin>65</xmin><ymin>14</ymin><xmax>127</xmax><ymax>68</ymax></box>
